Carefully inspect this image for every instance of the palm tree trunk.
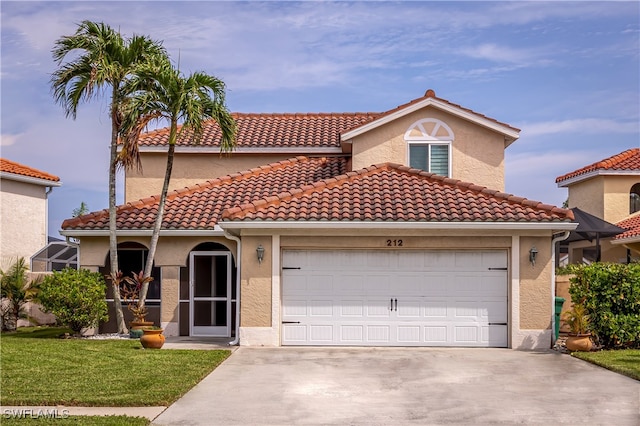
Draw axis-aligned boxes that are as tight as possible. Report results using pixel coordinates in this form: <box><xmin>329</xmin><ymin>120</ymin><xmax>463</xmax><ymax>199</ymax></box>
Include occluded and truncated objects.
<box><xmin>139</xmin><ymin>124</ymin><xmax>177</xmax><ymax>308</ymax></box>
<box><xmin>110</xmin><ymin>102</ymin><xmax>127</xmax><ymax>334</ymax></box>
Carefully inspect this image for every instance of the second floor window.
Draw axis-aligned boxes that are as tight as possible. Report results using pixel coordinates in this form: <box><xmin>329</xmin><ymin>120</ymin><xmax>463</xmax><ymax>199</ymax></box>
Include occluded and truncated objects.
<box><xmin>409</xmin><ymin>143</ymin><xmax>450</xmax><ymax>176</ymax></box>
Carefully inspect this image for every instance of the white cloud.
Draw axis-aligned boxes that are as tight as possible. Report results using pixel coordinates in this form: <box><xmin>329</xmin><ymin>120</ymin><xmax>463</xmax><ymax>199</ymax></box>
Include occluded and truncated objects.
<box><xmin>521</xmin><ymin>119</ymin><xmax>640</xmax><ymax>137</ymax></box>
<box><xmin>1</xmin><ymin>134</ymin><xmax>21</xmax><ymax>147</ymax></box>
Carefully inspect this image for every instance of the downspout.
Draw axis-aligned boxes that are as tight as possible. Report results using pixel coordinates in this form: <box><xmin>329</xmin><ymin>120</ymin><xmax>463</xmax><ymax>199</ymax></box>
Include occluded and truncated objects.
<box><xmin>45</xmin><ymin>186</ymin><xmax>54</xmax><ymax>250</ymax></box>
<box><xmin>223</xmin><ymin>229</ymin><xmax>241</xmax><ymax>346</ymax></box>
<box><xmin>551</xmin><ymin>231</ymin><xmax>571</xmax><ymax>345</ymax></box>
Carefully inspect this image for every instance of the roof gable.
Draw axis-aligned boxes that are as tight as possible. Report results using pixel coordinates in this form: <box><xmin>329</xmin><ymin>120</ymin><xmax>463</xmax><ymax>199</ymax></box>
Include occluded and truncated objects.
<box><xmin>556</xmin><ymin>148</ymin><xmax>640</xmax><ymax>186</ymax></box>
<box><xmin>222</xmin><ymin>163</ymin><xmax>572</xmax><ymax>223</ymax></box>
<box><xmin>0</xmin><ymin>158</ymin><xmax>61</xmax><ymax>185</ymax></box>
<box><xmin>340</xmin><ymin>90</ymin><xmax>520</xmax><ymax>146</ymax></box>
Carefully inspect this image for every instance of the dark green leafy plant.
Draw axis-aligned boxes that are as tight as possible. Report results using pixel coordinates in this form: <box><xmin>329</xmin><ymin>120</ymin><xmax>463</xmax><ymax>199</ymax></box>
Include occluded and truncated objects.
<box><xmin>0</xmin><ymin>258</ymin><xmax>42</xmax><ymax>331</ymax></box>
<box><xmin>569</xmin><ymin>263</ymin><xmax>640</xmax><ymax>349</ymax></box>
<box><xmin>39</xmin><ymin>268</ymin><xmax>108</xmax><ymax>334</ymax></box>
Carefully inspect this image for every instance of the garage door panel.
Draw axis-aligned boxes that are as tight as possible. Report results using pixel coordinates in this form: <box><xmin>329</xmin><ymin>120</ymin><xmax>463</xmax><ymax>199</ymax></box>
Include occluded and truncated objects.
<box><xmin>282</xmin><ymin>250</ymin><xmax>507</xmax><ymax>347</ymax></box>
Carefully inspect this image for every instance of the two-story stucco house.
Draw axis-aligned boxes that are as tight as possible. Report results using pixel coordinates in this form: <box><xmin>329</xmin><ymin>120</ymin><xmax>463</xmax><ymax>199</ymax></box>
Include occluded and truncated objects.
<box><xmin>556</xmin><ymin>148</ymin><xmax>640</xmax><ymax>263</ymax></box>
<box><xmin>1</xmin><ymin>158</ymin><xmax>61</xmax><ymax>267</ymax></box>
<box><xmin>61</xmin><ymin>90</ymin><xmax>575</xmax><ymax>350</ymax></box>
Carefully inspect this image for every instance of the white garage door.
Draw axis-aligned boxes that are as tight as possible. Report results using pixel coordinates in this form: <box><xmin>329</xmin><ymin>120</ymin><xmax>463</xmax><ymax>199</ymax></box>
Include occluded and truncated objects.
<box><xmin>281</xmin><ymin>250</ymin><xmax>508</xmax><ymax>347</ymax></box>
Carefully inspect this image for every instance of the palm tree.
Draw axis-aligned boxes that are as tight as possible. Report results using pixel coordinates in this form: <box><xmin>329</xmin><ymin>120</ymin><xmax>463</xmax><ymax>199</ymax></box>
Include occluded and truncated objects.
<box><xmin>120</xmin><ymin>58</ymin><xmax>237</xmax><ymax>308</ymax></box>
<box><xmin>0</xmin><ymin>258</ymin><xmax>41</xmax><ymax>331</ymax></box>
<box><xmin>51</xmin><ymin>21</ymin><xmax>167</xmax><ymax>333</ymax></box>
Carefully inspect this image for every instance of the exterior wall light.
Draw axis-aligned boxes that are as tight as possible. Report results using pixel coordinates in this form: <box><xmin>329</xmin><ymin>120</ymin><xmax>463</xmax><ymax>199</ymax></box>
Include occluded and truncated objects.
<box><xmin>256</xmin><ymin>244</ymin><xmax>265</xmax><ymax>264</ymax></box>
<box><xmin>529</xmin><ymin>246</ymin><xmax>538</xmax><ymax>266</ymax></box>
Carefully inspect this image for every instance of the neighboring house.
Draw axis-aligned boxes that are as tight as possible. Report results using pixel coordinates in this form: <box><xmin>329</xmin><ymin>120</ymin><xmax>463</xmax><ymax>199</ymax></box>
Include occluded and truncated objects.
<box><xmin>61</xmin><ymin>89</ymin><xmax>575</xmax><ymax>350</ymax></box>
<box><xmin>556</xmin><ymin>148</ymin><xmax>640</xmax><ymax>263</ymax></box>
<box><xmin>0</xmin><ymin>158</ymin><xmax>61</xmax><ymax>268</ymax></box>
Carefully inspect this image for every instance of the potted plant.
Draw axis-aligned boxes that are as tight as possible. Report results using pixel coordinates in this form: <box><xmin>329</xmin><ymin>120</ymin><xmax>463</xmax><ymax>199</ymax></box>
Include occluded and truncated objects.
<box><xmin>140</xmin><ymin>325</ymin><xmax>165</xmax><ymax>349</ymax></box>
<box><xmin>120</xmin><ymin>271</ymin><xmax>154</xmax><ymax>337</ymax></box>
<box><xmin>563</xmin><ymin>302</ymin><xmax>592</xmax><ymax>352</ymax></box>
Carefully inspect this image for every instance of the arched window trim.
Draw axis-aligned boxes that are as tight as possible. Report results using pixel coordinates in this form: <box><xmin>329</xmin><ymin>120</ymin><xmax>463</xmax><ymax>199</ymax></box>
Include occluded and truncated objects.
<box><xmin>405</xmin><ymin>118</ymin><xmax>453</xmax><ymax>177</ymax></box>
<box><xmin>630</xmin><ymin>183</ymin><xmax>640</xmax><ymax>214</ymax></box>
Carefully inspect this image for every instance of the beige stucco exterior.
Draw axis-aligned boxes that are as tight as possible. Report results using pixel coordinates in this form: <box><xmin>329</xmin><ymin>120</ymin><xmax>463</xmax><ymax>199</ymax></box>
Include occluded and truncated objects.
<box><xmin>74</xmin><ymin>227</ymin><xmax>560</xmax><ymax>349</ymax></box>
<box><xmin>0</xmin><ymin>179</ymin><xmax>50</xmax><ymax>267</ymax></box>
<box><xmin>125</xmin><ymin>153</ymin><xmax>300</xmax><ymax>202</ymax></box>
<box><xmin>349</xmin><ymin>106</ymin><xmax>506</xmax><ymax>190</ymax></box>
<box><xmin>567</xmin><ymin>175</ymin><xmax>640</xmax><ymax>224</ymax></box>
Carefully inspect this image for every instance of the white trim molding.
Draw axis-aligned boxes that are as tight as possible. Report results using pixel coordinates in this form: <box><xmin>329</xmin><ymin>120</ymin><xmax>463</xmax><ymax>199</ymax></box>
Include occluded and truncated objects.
<box><xmin>0</xmin><ymin>172</ymin><xmax>62</xmax><ymax>187</ymax></box>
<box><xmin>557</xmin><ymin>170</ymin><xmax>640</xmax><ymax>187</ymax></box>
<box><xmin>342</xmin><ymin>97</ymin><xmax>519</xmax><ymax>144</ymax></box>
<box><xmin>221</xmin><ymin>221</ymin><xmax>577</xmax><ymax>232</ymax></box>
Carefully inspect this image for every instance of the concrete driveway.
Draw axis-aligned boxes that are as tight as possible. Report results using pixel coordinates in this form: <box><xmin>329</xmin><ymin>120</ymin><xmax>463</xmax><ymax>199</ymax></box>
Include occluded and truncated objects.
<box><xmin>153</xmin><ymin>347</ymin><xmax>639</xmax><ymax>425</ymax></box>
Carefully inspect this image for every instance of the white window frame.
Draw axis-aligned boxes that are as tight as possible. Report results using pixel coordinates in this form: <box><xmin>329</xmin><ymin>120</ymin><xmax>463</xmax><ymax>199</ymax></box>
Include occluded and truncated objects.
<box><xmin>405</xmin><ymin>118</ymin><xmax>454</xmax><ymax>177</ymax></box>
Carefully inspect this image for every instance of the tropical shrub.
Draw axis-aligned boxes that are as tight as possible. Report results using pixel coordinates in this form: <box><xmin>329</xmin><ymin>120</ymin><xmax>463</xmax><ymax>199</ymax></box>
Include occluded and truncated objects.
<box><xmin>0</xmin><ymin>258</ymin><xmax>42</xmax><ymax>331</ymax></box>
<box><xmin>569</xmin><ymin>263</ymin><xmax>640</xmax><ymax>349</ymax></box>
<box><xmin>39</xmin><ymin>268</ymin><xmax>108</xmax><ymax>334</ymax></box>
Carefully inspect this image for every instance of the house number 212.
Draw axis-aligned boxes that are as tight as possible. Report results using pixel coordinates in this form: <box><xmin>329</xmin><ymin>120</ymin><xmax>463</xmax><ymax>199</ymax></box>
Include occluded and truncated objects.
<box><xmin>386</xmin><ymin>239</ymin><xmax>403</xmax><ymax>247</ymax></box>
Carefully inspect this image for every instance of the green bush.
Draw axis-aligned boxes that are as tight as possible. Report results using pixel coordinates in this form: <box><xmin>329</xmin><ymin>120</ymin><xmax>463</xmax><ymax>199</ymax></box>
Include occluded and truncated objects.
<box><xmin>569</xmin><ymin>263</ymin><xmax>640</xmax><ymax>349</ymax></box>
<box><xmin>39</xmin><ymin>268</ymin><xmax>108</xmax><ymax>334</ymax></box>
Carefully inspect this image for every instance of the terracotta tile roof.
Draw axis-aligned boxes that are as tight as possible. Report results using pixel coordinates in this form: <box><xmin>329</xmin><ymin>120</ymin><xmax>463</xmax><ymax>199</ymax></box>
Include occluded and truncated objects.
<box><xmin>222</xmin><ymin>164</ymin><xmax>572</xmax><ymax>223</ymax></box>
<box><xmin>556</xmin><ymin>148</ymin><xmax>640</xmax><ymax>183</ymax></box>
<box><xmin>135</xmin><ymin>90</ymin><xmax>518</xmax><ymax>149</ymax></box>
<box><xmin>137</xmin><ymin>113</ymin><xmax>378</xmax><ymax>148</ymax></box>
<box><xmin>343</xmin><ymin>89</ymin><xmax>520</xmax><ymax>136</ymax></box>
<box><xmin>615</xmin><ymin>213</ymin><xmax>640</xmax><ymax>240</ymax></box>
<box><xmin>61</xmin><ymin>157</ymin><xmax>348</xmax><ymax>230</ymax></box>
<box><xmin>0</xmin><ymin>158</ymin><xmax>60</xmax><ymax>182</ymax></box>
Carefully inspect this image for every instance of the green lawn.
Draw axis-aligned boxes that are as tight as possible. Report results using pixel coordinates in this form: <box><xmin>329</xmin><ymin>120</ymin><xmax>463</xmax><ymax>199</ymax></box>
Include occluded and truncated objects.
<box><xmin>1</xmin><ymin>415</ymin><xmax>148</xmax><ymax>425</ymax></box>
<box><xmin>1</xmin><ymin>327</ymin><xmax>231</xmax><ymax>406</ymax></box>
<box><xmin>572</xmin><ymin>349</ymin><xmax>640</xmax><ymax>381</ymax></box>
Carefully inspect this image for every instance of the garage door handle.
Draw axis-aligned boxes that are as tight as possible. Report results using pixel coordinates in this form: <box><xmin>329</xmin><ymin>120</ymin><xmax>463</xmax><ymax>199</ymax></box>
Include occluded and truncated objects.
<box><xmin>283</xmin><ymin>267</ymin><xmax>301</xmax><ymax>270</ymax></box>
<box><xmin>282</xmin><ymin>321</ymin><xmax>301</xmax><ymax>324</ymax></box>
<box><xmin>488</xmin><ymin>267</ymin><xmax>507</xmax><ymax>271</ymax></box>
<box><xmin>394</xmin><ymin>298</ymin><xmax>398</xmax><ymax>311</ymax></box>
<box><xmin>489</xmin><ymin>323</ymin><xmax>507</xmax><ymax>326</ymax></box>
<box><xmin>390</xmin><ymin>298</ymin><xmax>393</xmax><ymax>311</ymax></box>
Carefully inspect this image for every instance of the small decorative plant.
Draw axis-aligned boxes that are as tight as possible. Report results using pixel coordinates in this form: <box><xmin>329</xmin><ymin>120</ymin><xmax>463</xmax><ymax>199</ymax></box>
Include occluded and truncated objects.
<box><xmin>120</xmin><ymin>271</ymin><xmax>153</xmax><ymax>323</ymax></box>
<box><xmin>563</xmin><ymin>303</ymin><xmax>590</xmax><ymax>335</ymax></box>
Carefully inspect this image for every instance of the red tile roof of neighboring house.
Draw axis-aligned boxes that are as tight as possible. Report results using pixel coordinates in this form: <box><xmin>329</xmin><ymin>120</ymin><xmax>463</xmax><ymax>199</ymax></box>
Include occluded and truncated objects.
<box><xmin>137</xmin><ymin>113</ymin><xmax>378</xmax><ymax>148</ymax></box>
<box><xmin>135</xmin><ymin>90</ymin><xmax>519</xmax><ymax>149</ymax></box>
<box><xmin>615</xmin><ymin>213</ymin><xmax>640</xmax><ymax>240</ymax></box>
<box><xmin>556</xmin><ymin>148</ymin><xmax>640</xmax><ymax>184</ymax></box>
<box><xmin>0</xmin><ymin>158</ymin><xmax>60</xmax><ymax>182</ymax></box>
<box><xmin>62</xmin><ymin>157</ymin><xmax>349</xmax><ymax>230</ymax></box>
<box><xmin>222</xmin><ymin>164</ymin><xmax>572</xmax><ymax>223</ymax></box>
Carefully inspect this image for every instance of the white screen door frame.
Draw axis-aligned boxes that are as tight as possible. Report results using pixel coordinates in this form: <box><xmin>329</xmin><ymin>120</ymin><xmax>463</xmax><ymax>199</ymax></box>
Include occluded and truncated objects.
<box><xmin>189</xmin><ymin>251</ymin><xmax>231</xmax><ymax>337</ymax></box>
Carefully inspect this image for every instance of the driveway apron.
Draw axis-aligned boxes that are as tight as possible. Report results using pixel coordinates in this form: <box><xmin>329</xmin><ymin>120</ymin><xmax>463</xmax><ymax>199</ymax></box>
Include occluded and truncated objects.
<box><xmin>153</xmin><ymin>347</ymin><xmax>639</xmax><ymax>425</ymax></box>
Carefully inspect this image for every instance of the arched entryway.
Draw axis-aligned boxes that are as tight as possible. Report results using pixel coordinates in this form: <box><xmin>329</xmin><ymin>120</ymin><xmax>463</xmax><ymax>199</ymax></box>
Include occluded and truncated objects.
<box><xmin>179</xmin><ymin>242</ymin><xmax>237</xmax><ymax>337</ymax></box>
<box><xmin>98</xmin><ymin>242</ymin><xmax>161</xmax><ymax>333</ymax></box>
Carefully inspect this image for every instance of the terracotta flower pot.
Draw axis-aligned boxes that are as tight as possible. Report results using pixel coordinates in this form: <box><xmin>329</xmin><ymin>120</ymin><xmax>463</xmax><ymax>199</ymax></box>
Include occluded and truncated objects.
<box><xmin>565</xmin><ymin>334</ymin><xmax>592</xmax><ymax>352</ymax></box>
<box><xmin>140</xmin><ymin>328</ymin><xmax>165</xmax><ymax>349</ymax></box>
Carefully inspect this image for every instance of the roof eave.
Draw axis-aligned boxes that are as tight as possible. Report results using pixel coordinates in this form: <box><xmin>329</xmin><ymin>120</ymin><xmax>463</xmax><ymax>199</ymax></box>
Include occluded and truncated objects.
<box><xmin>219</xmin><ymin>221</ymin><xmax>576</xmax><ymax>231</ymax></box>
<box><xmin>0</xmin><ymin>172</ymin><xmax>62</xmax><ymax>187</ymax></box>
<box><xmin>135</xmin><ymin>146</ymin><xmax>343</xmax><ymax>154</ymax></box>
<box><xmin>59</xmin><ymin>227</ymin><xmax>225</xmax><ymax>238</ymax></box>
<box><xmin>340</xmin><ymin>98</ymin><xmax>520</xmax><ymax>143</ymax></box>
<box><xmin>557</xmin><ymin>170</ymin><xmax>640</xmax><ymax>187</ymax></box>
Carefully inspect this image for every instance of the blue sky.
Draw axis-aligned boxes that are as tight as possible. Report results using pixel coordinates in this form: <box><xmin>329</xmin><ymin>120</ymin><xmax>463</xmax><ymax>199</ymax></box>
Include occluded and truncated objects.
<box><xmin>1</xmin><ymin>1</ymin><xmax>639</xmax><ymax>237</ymax></box>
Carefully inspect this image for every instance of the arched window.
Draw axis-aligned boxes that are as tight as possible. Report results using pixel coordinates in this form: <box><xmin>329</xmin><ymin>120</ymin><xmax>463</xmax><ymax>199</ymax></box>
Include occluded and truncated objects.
<box><xmin>405</xmin><ymin>118</ymin><xmax>453</xmax><ymax>177</ymax></box>
<box><xmin>630</xmin><ymin>183</ymin><xmax>640</xmax><ymax>214</ymax></box>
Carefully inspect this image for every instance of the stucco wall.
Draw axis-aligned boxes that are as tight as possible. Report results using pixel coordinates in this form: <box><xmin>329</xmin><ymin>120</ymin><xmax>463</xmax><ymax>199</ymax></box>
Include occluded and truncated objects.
<box><xmin>240</xmin><ymin>235</ymin><xmax>273</xmax><ymax>327</ymax></box>
<box><xmin>0</xmin><ymin>179</ymin><xmax>48</xmax><ymax>266</ymax></box>
<box><xmin>125</xmin><ymin>153</ymin><xmax>297</xmax><ymax>202</ymax></box>
<box><xmin>603</xmin><ymin>175</ymin><xmax>640</xmax><ymax>224</ymax></box>
<box><xmin>568</xmin><ymin>175</ymin><xmax>640</xmax><ymax>224</ymax></box>
<box><xmin>350</xmin><ymin>106</ymin><xmax>506</xmax><ymax>190</ymax></box>
<box><xmin>518</xmin><ymin>236</ymin><xmax>552</xmax><ymax>330</ymax></box>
